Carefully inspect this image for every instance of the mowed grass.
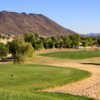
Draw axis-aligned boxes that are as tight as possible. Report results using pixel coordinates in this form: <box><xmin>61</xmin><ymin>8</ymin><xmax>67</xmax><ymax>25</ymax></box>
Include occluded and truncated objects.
<box><xmin>0</xmin><ymin>64</ymin><xmax>90</xmax><ymax>92</ymax></box>
<box><xmin>0</xmin><ymin>64</ymin><xmax>93</xmax><ymax>100</ymax></box>
<box><xmin>39</xmin><ymin>50</ymin><xmax>100</xmax><ymax>59</ymax></box>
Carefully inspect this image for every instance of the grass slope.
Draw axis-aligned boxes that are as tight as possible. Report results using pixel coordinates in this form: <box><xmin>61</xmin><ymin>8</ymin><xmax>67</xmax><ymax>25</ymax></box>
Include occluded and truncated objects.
<box><xmin>39</xmin><ymin>50</ymin><xmax>100</xmax><ymax>59</ymax></box>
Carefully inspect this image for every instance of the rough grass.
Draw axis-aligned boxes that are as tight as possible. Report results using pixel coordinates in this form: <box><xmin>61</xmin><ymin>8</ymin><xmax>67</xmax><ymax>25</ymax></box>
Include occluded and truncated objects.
<box><xmin>39</xmin><ymin>50</ymin><xmax>100</xmax><ymax>59</ymax></box>
<box><xmin>0</xmin><ymin>90</ymin><xmax>95</xmax><ymax>100</ymax></box>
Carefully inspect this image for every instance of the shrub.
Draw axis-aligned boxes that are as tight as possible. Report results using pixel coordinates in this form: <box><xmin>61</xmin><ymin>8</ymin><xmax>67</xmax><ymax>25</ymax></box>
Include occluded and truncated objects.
<box><xmin>8</xmin><ymin>37</ymin><xmax>34</xmax><ymax>64</ymax></box>
<box><xmin>0</xmin><ymin>43</ymin><xmax>8</xmax><ymax>60</ymax></box>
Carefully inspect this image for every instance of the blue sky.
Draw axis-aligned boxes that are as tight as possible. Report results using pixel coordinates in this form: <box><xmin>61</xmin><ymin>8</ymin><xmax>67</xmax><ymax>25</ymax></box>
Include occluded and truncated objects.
<box><xmin>0</xmin><ymin>0</ymin><xmax>100</xmax><ymax>34</ymax></box>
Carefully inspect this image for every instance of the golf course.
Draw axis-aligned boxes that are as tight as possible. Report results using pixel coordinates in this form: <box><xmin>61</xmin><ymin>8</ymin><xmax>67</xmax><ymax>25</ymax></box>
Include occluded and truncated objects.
<box><xmin>0</xmin><ymin>1</ymin><xmax>100</xmax><ymax>99</ymax></box>
<box><xmin>1</xmin><ymin>49</ymin><xmax>100</xmax><ymax>100</ymax></box>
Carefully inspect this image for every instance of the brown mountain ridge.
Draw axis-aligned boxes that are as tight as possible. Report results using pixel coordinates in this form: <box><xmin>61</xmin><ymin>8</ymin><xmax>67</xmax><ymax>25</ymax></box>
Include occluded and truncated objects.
<box><xmin>0</xmin><ymin>11</ymin><xmax>75</xmax><ymax>36</ymax></box>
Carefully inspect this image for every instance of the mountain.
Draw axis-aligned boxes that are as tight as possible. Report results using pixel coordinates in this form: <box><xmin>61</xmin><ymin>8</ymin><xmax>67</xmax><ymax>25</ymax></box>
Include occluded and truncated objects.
<box><xmin>87</xmin><ymin>33</ymin><xmax>100</xmax><ymax>36</ymax></box>
<box><xmin>80</xmin><ymin>33</ymin><xmax>100</xmax><ymax>36</ymax></box>
<box><xmin>0</xmin><ymin>11</ymin><xmax>75</xmax><ymax>36</ymax></box>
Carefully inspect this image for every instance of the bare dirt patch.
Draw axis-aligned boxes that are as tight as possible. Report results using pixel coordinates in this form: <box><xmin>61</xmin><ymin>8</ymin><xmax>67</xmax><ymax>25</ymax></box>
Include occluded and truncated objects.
<box><xmin>33</xmin><ymin>49</ymin><xmax>100</xmax><ymax>99</ymax></box>
<box><xmin>40</xmin><ymin>57</ymin><xmax>100</xmax><ymax>99</ymax></box>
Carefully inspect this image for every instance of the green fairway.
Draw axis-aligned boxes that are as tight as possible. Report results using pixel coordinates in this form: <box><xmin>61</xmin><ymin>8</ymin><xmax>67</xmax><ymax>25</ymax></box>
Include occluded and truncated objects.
<box><xmin>39</xmin><ymin>50</ymin><xmax>100</xmax><ymax>59</ymax></box>
<box><xmin>0</xmin><ymin>64</ymin><xmax>90</xmax><ymax>91</ymax></box>
<box><xmin>0</xmin><ymin>64</ymin><xmax>92</xmax><ymax>100</ymax></box>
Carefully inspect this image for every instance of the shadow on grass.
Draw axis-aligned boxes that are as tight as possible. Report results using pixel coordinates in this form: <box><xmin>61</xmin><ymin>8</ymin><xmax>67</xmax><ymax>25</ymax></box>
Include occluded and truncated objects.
<box><xmin>81</xmin><ymin>63</ymin><xmax>100</xmax><ymax>66</ymax></box>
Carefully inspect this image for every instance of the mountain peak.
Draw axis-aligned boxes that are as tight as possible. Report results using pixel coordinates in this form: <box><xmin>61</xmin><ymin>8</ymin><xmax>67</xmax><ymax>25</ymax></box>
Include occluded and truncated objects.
<box><xmin>0</xmin><ymin>11</ymin><xmax>75</xmax><ymax>36</ymax></box>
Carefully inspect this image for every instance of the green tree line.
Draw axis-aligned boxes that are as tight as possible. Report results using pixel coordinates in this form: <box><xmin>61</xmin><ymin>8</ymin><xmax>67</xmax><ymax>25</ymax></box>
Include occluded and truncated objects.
<box><xmin>24</xmin><ymin>32</ymin><xmax>100</xmax><ymax>50</ymax></box>
<box><xmin>0</xmin><ymin>32</ymin><xmax>100</xmax><ymax>63</ymax></box>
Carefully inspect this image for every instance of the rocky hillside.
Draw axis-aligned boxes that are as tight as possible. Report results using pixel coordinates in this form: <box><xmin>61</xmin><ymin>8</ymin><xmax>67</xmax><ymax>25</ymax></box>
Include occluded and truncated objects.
<box><xmin>0</xmin><ymin>11</ymin><xmax>75</xmax><ymax>36</ymax></box>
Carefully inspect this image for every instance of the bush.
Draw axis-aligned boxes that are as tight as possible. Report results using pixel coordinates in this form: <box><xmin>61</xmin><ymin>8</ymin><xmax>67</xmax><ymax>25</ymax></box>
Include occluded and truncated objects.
<box><xmin>0</xmin><ymin>43</ymin><xmax>8</xmax><ymax>60</ymax></box>
<box><xmin>8</xmin><ymin>37</ymin><xmax>34</xmax><ymax>64</ymax></box>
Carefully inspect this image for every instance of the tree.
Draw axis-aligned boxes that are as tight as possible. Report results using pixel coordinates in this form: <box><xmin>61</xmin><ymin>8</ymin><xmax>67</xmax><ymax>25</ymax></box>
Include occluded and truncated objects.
<box><xmin>96</xmin><ymin>37</ymin><xmax>100</xmax><ymax>46</ymax></box>
<box><xmin>87</xmin><ymin>37</ymin><xmax>95</xmax><ymax>46</ymax></box>
<box><xmin>8</xmin><ymin>37</ymin><xmax>34</xmax><ymax>64</ymax></box>
<box><xmin>63</xmin><ymin>36</ymin><xmax>72</xmax><ymax>48</ymax></box>
<box><xmin>71</xmin><ymin>34</ymin><xmax>80</xmax><ymax>48</ymax></box>
<box><xmin>43</xmin><ymin>38</ymin><xmax>51</xmax><ymax>49</ymax></box>
<box><xmin>24</xmin><ymin>32</ymin><xmax>35</xmax><ymax>43</ymax></box>
<box><xmin>55</xmin><ymin>39</ymin><xmax>63</xmax><ymax>48</ymax></box>
<box><xmin>24</xmin><ymin>32</ymin><xmax>43</xmax><ymax>50</ymax></box>
<box><xmin>82</xmin><ymin>40</ymin><xmax>89</xmax><ymax>47</ymax></box>
<box><xmin>35</xmin><ymin>32</ymin><xmax>40</xmax><ymax>40</ymax></box>
<box><xmin>0</xmin><ymin>43</ymin><xmax>8</xmax><ymax>60</ymax></box>
<box><xmin>33</xmin><ymin>39</ymin><xmax>44</xmax><ymax>50</ymax></box>
<box><xmin>53</xmin><ymin>36</ymin><xmax>63</xmax><ymax>48</ymax></box>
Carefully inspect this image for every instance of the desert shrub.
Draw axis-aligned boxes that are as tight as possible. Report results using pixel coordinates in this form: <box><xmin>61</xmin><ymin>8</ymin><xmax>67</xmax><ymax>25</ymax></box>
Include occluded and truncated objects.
<box><xmin>0</xmin><ymin>43</ymin><xmax>8</xmax><ymax>60</ymax></box>
<box><xmin>8</xmin><ymin>37</ymin><xmax>34</xmax><ymax>64</ymax></box>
